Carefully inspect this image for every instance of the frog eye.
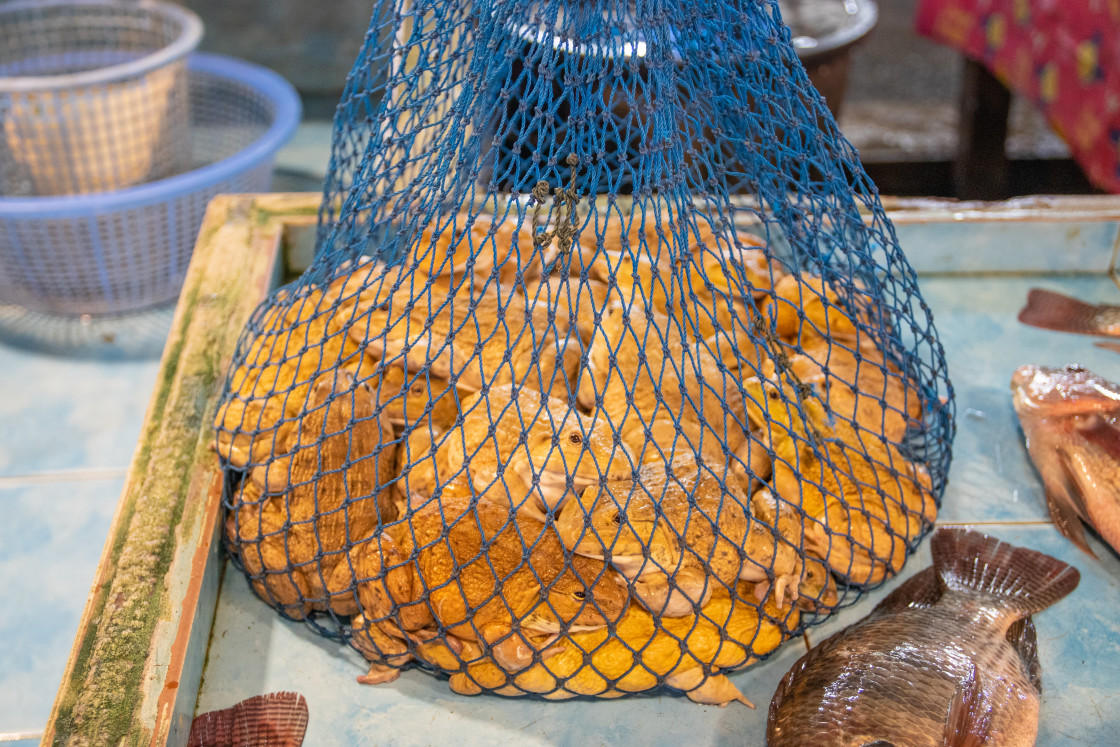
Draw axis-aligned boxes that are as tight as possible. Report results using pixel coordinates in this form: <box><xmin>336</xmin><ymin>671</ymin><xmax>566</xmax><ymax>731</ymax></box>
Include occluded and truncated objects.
<box><xmin>410</xmin><ymin>382</ymin><xmax>425</xmax><ymax>395</ymax></box>
<box><xmin>567</xmin><ymin>431</ymin><xmax>583</xmax><ymax>446</ymax></box>
<box><xmin>611</xmin><ymin>512</ymin><xmax>622</xmax><ymax>525</ymax></box>
<box><xmin>573</xmin><ymin>590</ymin><xmax>586</xmax><ymax>600</ymax></box>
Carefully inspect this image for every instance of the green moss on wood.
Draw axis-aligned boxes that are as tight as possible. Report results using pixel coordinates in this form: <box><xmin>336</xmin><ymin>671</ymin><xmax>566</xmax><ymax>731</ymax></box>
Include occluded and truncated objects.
<box><xmin>48</xmin><ymin>197</ymin><xmax>286</xmax><ymax>746</ymax></box>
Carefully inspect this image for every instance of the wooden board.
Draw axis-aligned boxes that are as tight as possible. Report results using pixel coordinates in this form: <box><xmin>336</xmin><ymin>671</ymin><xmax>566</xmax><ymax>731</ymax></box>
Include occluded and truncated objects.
<box><xmin>43</xmin><ymin>193</ymin><xmax>319</xmax><ymax>747</ymax></box>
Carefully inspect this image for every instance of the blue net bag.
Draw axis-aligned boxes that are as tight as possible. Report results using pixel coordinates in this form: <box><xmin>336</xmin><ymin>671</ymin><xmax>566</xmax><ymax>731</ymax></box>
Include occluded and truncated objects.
<box><xmin>214</xmin><ymin>0</ymin><xmax>954</xmax><ymax>705</ymax></box>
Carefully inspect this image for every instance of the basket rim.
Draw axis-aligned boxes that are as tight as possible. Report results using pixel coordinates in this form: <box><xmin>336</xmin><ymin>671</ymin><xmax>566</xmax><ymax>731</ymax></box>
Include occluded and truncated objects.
<box><xmin>0</xmin><ymin>53</ymin><xmax>302</xmax><ymax>218</ymax></box>
<box><xmin>0</xmin><ymin>0</ymin><xmax>203</xmax><ymax>93</ymax></box>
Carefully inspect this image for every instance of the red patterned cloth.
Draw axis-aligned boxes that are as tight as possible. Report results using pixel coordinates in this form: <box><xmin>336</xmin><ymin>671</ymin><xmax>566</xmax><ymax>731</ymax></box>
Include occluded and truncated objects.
<box><xmin>916</xmin><ymin>0</ymin><xmax>1120</xmax><ymax>192</ymax></box>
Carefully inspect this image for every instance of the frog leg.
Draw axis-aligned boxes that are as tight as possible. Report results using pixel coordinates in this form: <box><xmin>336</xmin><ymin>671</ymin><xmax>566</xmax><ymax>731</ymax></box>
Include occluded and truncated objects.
<box><xmin>666</xmin><ymin>668</ymin><xmax>755</xmax><ymax>709</ymax></box>
<box><xmin>351</xmin><ymin>612</ymin><xmax>412</xmax><ymax>686</ymax></box>
<box><xmin>481</xmin><ymin>622</ymin><xmax>559</xmax><ymax>672</ymax></box>
<box><xmin>358</xmin><ymin>663</ymin><xmax>403</xmax><ymax>686</ymax></box>
<box><xmin>448</xmin><ymin>673</ymin><xmax>483</xmax><ymax>696</ymax></box>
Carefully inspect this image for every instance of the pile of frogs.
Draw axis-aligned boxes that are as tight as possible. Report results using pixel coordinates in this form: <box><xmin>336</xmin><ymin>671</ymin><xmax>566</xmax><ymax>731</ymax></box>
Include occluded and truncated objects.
<box><xmin>214</xmin><ymin>212</ymin><xmax>937</xmax><ymax>706</ymax></box>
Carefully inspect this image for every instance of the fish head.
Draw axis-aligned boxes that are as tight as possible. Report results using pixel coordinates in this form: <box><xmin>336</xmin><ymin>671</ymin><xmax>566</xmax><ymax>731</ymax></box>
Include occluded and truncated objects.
<box><xmin>1012</xmin><ymin>363</ymin><xmax>1120</xmax><ymax>418</ymax></box>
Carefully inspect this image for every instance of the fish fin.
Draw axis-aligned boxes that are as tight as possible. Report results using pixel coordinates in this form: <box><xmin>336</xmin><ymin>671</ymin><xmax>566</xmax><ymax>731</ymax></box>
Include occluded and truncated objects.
<box><xmin>1074</xmin><ymin>413</ymin><xmax>1120</xmax><ymax>461</ymax></box>
<box><xmin>871</xmin><ymin>567</ymin><xmax>941</xmax><ymax>615</ymax></box>
<box><xmin>1018</xmin><ymin>288</ymin><xmax>1113</xmax><ymax>336</ymax></box>
<box><xmin>1006</xmin><ymin>617</ymin><xmax>1043</xmax><ymax>693</ymax></box>
<box><xmin>1048</xmin><ymin>446</ymin><xmax>1098</xmax><ymax>558</ymax></box>
<box><xmin>930</xmin><ymin>528</ymin><xmax>1080</xmax><ymax>616</ymax></box>
<box><xmin>1094</xmin><ymin>340</ymin><xmax>1120</xmax><ymax>354</ymax></box>
<box><xmin>188</xmin><ymin>691</ymin><xmax>309</xmax><ymax>747</ymax></box>
<box><xmin>941</xmin><ymin>663</ymin><xmax>992</xmax><ymax>747</ymax></box>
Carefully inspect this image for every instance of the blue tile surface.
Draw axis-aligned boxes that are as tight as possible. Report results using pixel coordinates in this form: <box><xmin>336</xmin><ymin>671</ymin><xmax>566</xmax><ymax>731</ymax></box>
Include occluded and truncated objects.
<box><xmin>0</xmin><ymin>343</ymin><xmax>160</xmax><ymax>477</ymax></box>
<box><xmin>924</xmin><ymin>275</ymin><xmax>1120</xmax><ymax>523</ymax></box>
<box><xmin>0</xmin><ymin>478</ymin><xmax>123</xmax><ymax>736</ymax></box>
<box><xmin>897</xmin><ymin>218</ymin><xmax>1119</xmax><ymax>274</ymax></box>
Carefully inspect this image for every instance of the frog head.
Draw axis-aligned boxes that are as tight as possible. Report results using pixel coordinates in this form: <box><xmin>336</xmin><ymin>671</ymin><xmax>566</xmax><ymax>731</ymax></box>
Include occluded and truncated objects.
<box><xmin>519</xmin><ymin>554</ymin><xmax>629</xmax><ymax>635</ymax></box>
<box><xmin>555</xmin><ymin>483</ymin><xmax>682</xmax><ymax>582</ymax></box>
<box><xmin>504</xmin><ymin>412</ymin><xmax>635</xmax><ymax>521</ymax></box>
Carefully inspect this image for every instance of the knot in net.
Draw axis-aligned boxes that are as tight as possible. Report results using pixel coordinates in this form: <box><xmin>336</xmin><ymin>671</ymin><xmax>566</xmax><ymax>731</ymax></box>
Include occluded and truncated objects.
<box><xmin>213</xmin><ymin>0</ymin><xmax>954</xmax><ymax>704</ymax></box>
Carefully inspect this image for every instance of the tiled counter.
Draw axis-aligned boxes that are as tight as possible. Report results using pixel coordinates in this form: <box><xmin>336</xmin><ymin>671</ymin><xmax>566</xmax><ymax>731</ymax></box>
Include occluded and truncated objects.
<box><xmin>5</xmin><ymin>192</ymin><xmax>1120</xmax><ymax>745</ymax></box>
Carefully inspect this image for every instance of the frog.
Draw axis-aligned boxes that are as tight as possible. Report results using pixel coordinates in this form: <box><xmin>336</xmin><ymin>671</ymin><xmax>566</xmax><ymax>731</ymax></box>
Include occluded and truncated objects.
<box><xmin>556</xmin><ymin>457</ymin><xmax>803</xmax><ymax>617</ymax></box>
<box><xmin>443</xmin><ymin>384</ymin><xmax>634</xmax><ymax>522</ymax></box>
<box><xmin>215</xmin><ymin>258</ymin><xmax>388</xmax><ymax>469</ymax></box>
<box><xmin>768</xmin><ymin>418</ymin><xmax>937</xmax><ymax>588</ymax></box>
<box><xmin>404</xmin><ymin>211</ymin><xmax>595</xmax><ymax>288</ymax></box>
<box><xmin>227</xmin><ymin>367</ymin><xmax>397</xmax><ymax>619</ymax></box>
<box><xmin>520</xmin><ymin>275</ymin><xmax>611</xmax><ymax>347</ymax></box>
<box><xmin>448</xmin><ymin>579</ymin><xmax>800</xmax><ymax>707</ymax></box>
<box><xmin>367</xmin><ymin>363</ymin><xmax>462</xmax><ymax>432</ymax></box>
<box><xmin>350</xmin><ymin>275</ymin><xmax>581</xmax><ymax>402</ymax></box>
<box><xmin>583</xmin><ymin>217</ymin><xmax>780</xmax><ymax>341</ymax></box>
<box><xmin>770</xmin><ymin>333</ymin><xmax>924</xmax><ymax>442</ymax></box>
<box><xmin>347</xmin><ymin>492</ymin><xmax>630</xmax><ymax>675</ymax></box>
<box><xmin>762</xmin><ymin>272</ymin><xmax>875</xmax><ymax>344</ymax></box>
<box><xmin>577</xmin><ymin>305</ymin><xmax>759</xmax><ymax>476</ymax></box>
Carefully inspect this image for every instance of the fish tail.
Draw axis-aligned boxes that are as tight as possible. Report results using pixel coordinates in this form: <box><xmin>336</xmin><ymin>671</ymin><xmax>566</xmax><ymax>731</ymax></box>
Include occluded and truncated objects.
<box><xmin>188</xmin><ymin>691</ymin><xmax>309</xmax><ymax>747</ymax></box>
<box><xmin>930</xmin><ymin>528</ymin><xmax>1080</xmax><ymax>616</ymax></box>
<box><xmin>1018</xmin><ymin>288</ymin><xmax>1107</xmax><ymax>336</ymax></box>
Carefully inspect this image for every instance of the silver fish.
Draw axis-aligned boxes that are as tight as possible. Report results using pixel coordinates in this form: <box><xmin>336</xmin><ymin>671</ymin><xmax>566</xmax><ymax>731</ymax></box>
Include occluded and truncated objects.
<box><xmin>767</xmin><ymin>527</ymin><xmax>1079</xmax><ymax>746</ymax></box>
<box><xmin>1012</xmin><ymin>363</ymin><xmax>1120</xmax><ymax>557</ymax></box>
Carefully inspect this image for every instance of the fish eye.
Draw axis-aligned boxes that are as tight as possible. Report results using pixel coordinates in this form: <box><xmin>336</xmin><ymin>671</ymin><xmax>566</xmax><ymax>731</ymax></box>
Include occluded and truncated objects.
<box><xmin>612</xmin><ymin>512</ymin><xmax>622</xmax><ymax>525</ymax></box>
<box><xmin>573</xmin><ymin>590</ymin><xmax>586</xmax><ymax>599</ymax></box>
<box><xmin>568</xmin><ymin>431</ymin><xmax>583</xmax><ymax>446</ymax></box>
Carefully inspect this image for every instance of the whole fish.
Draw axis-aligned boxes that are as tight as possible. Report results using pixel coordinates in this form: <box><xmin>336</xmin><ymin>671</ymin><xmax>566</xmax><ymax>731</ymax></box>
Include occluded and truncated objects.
<box><xmin>767</xmin><ymin>527</ymin><xmax>1079</xmax><ymax>747</ymax></box>
<box><xmin>1018</xmin><ymin>288</ymin><xmax>1120</xmax><ymax>338</ymax></box>
<box><xmin>1011</xmin><ymin>363</ymin><xmax>1120</xmax><ymax>557</ymax></box>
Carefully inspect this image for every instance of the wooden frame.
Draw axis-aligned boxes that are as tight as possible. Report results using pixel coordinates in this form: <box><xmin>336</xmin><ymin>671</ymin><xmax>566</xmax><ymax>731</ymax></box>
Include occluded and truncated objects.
<box><xmin>43</xmin><ymin>191</ymin><xmax>1120</xmax><ymax>745</ymax></box>
<box><xmin>43</xmin><ymin>194</ymin><xmax>319</xmax><ymax>747</ymax></box>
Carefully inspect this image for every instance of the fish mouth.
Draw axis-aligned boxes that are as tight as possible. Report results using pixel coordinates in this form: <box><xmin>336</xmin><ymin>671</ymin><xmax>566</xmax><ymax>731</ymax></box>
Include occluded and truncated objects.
<box><xmin>1013</xmin><ymin>364</ymin><xmax>1120</xmax><ymax>415</ymax></box>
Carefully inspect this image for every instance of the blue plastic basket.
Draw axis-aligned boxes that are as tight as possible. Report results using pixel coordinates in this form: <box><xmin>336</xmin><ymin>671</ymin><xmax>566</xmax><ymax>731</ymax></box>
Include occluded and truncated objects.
<box><xmin>0</xmin><ymin>53</ymin><xmax>301</xmax><ymax>316</ymax></box>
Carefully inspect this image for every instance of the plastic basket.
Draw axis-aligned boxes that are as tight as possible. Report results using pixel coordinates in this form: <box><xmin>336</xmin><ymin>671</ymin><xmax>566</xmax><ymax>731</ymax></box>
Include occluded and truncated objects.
<box><xmin>0</xmin><ymin>53</ymin><xmax>302</xmax><ymax>316</ymax></box>
<box><xmin>0</xmin><ymin>0</ymin><xmax>204</xmax><ymax>196</ymax></box>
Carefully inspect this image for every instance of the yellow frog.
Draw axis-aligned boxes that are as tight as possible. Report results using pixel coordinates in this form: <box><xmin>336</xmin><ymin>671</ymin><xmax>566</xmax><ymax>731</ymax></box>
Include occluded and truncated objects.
<box><xmin>769</xmin><ymin>420</ymin><xmax>937</xmax><ymax>588</ymax></box>
<box><xmin>443</xmin><ymin>384</ymin><xmax>633</xmax><ymax>521</ymax></box>
<box><xmin>447</xmin><ymin>580</ymin><xmax>799</xmax><ymax>707</ymax></box>
<box><xmin>578</xmin><ymin>306</ymin><xmax>763</xmax><ymax>477</ymax></box>
<box><xmin>215</xmin><ymin>259</ymin><xmax>388</xmax><ymax>469</ymax></box>
<box><xmin>227</xmin><ymin>368</ymin><xmax>396</xmax><ymax>619</ymax></box>
<box><xmin>556</xmin><ymin>458</ymin><xmax>803</xmax><ymax>617</ymax></box>
<box><xmin>346</xmin><ymin>493</ymin><xmax>630</xmax><ymax>682</ymax></box>
<box><xmin>349</xmin><ymin>275</ymin><xmax>581</xmax><ymax>401</ymax></box>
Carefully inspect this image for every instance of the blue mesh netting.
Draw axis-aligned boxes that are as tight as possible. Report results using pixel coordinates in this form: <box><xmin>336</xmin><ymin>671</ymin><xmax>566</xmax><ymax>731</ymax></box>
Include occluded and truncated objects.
<box><xmin>213</xmin><ymin>0</ymin><xmax>955</xmax><ymax>705</ymax></box>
